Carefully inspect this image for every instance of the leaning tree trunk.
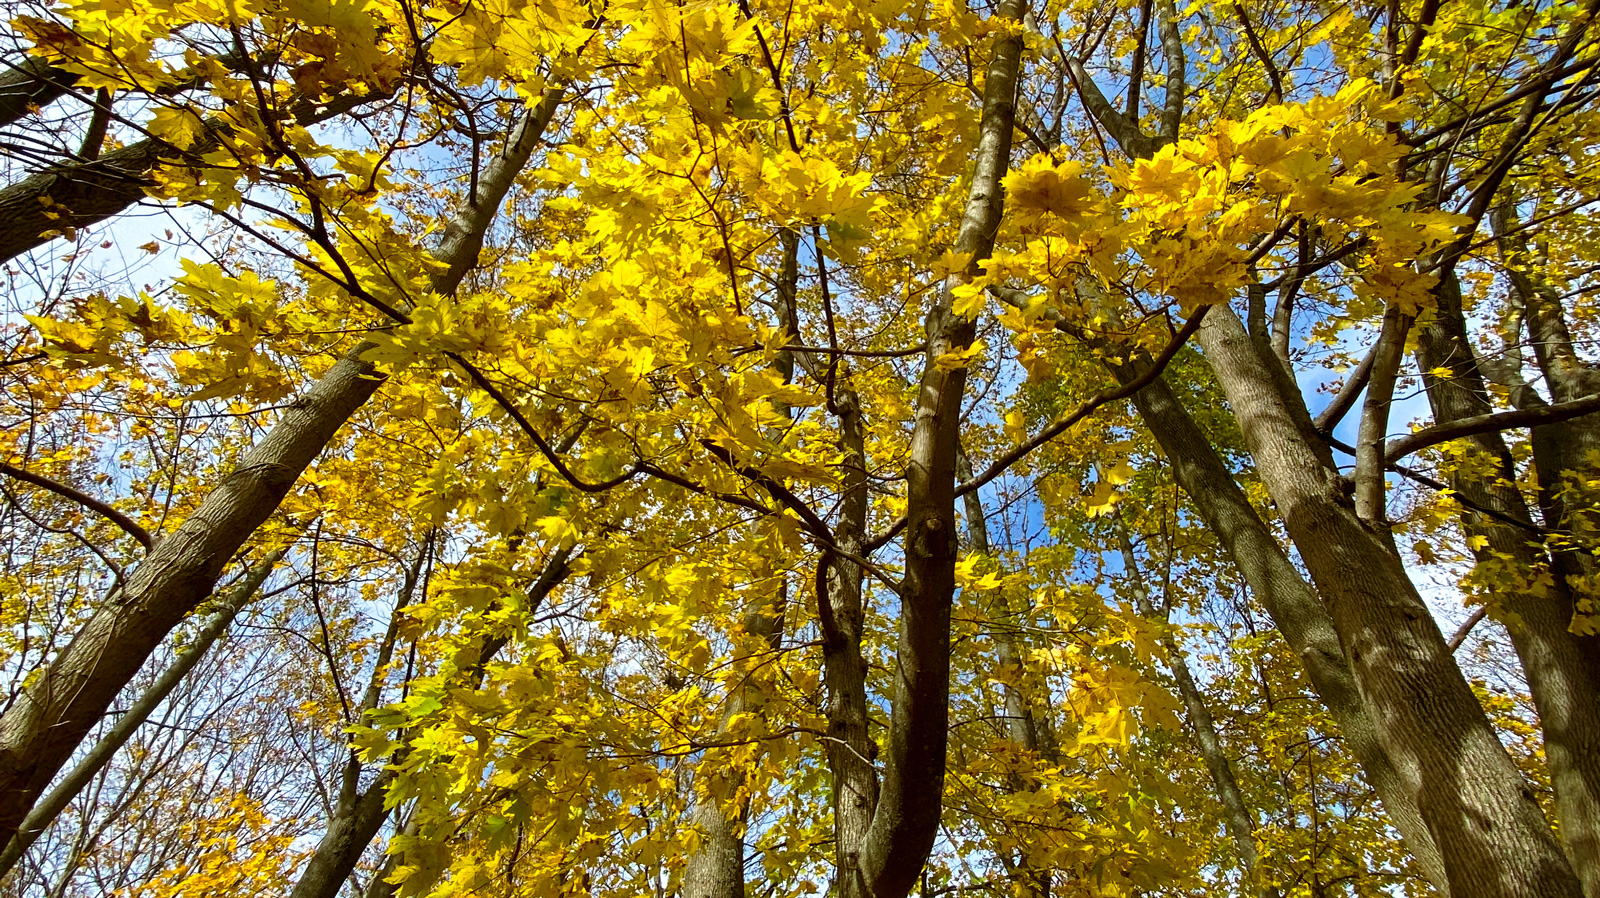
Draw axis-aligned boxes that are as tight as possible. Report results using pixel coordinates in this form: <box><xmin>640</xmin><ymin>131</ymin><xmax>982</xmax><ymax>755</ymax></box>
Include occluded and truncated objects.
<box><xmin>0</xmin><ymin>548</ymin><xmax>286</xmax><ymax>877</ymax></box>
<box><xmin>1110</xmin><ymin>510</ymin><xmax>1275</xmax><ymax>898</ymax></box>
<box><xmin>1413</xmin><ymin>268</ymin><xmax>1600</xmax><ymax>897</ymax></box>
<box><xmin>1196</xmin><ymin>303</ymin><xmax>1583</xmax><ymax>898</ymax></box>
<box><xmin>1099</xmin><ymin>351</ymin><xmax>1449</xmax><ymax>893</ymax></box>
<box><xmin>0</xmin><ymin>90</ymin><xmax>564</xmax><ymax>849</ymax></box>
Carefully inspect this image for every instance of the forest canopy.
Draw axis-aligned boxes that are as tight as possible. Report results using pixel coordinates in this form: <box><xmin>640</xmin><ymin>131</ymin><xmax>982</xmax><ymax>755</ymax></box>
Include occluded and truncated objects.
<box><xmin>0</xmin><ymin>0</ymin><xmax>1598</xmax><ymax>895</ymax></box>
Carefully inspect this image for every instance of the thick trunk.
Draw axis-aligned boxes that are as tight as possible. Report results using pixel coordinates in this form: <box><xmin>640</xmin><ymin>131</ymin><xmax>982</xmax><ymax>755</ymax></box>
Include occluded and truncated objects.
<box><xmin>0</xmin><ymin>92</ymin><xmax>562</xmax><ymax>849</ymax></box>
<box><xmin>1110</xmin><ymin>360</ymin><xmax>1448</xmax><ymax>892</ymax></box>
<box><xmin>1198</xmin><ymin>304</ymin><xmax>1583</xmax><ymax>898</ymax></box>
<box><xmin>0</xmin><ymin>350</ymin><xmax>384</xmax><ymax>844</ymax></box>
<box><xmin>1414</xmin><ymin>270</ymin><xmax>1600</xmax><ymax>897</ymax></box>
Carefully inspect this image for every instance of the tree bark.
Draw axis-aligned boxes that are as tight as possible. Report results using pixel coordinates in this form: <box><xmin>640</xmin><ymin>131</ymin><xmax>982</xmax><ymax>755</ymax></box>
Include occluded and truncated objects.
<box><xmin>958</xmin><ymin>449</ymin><xmax>1052</xmax><ymax>898</ymax></box>
<box><xmin>0</xmin><ymin>81</ymin><xmax>402</xmax><ymax>265</ymax></box>
<box><xmin>0</xmin><ymin>91</ymin><xmax>563</xmax><ymax>849</ymax></box>
<box><xmin>682</xmin><ymin>230</ymin><xmax>802</xmax><ymax>898</ymax></box>
<box><xmin>291</xmin><ymin>543</ymin><xmax>574</xmax><ymax>898</ymax></box>
<box><xmin>1197</xmin><ymin>303</ymin><xmax>1583</xmax><ymax>898</ymax></box>
<box><xmin>0</xmin><ymin>57</ymin><xmax>80</xmax><ymax>128</ymax></box>
<box><xmin>1414</xmin><ymin>269</ymin><xmax>1600</xmax><ymax>898</ymax></box>
<box><xmin>824</xmin><ymin>387</ymin><xmax>877</xmax><ymax>898</ymax></box>
<box><xmin>1110</xmin><ymin>511</ymin><xmax>1274</xmax><ymax>897</ymax></box>
<box><xmin>844</xmin><ymin>4</ymin><xmax>1023</xmax><ymax>895</ymax></box>
<box><xmin>1105</xmin><ymin>355</ymin><xmax>1449</xmax><ymax>892</ymax></box>
<box><xmin>0</xmin><ymin>547</ymin><xmax>285</xmax><ymax>877</ymax></box>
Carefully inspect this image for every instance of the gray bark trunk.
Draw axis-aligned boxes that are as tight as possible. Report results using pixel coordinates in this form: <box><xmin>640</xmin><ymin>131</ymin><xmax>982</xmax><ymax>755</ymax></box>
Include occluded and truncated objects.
<box><xmin>1414</xmin><ymin>269</ymin><xmax>1600</xmax><ymax>898</ymax></box>
<box><xmin>825</xmin><ymin>388</ymin><xmax>877</xmax><ymax>897</ymax></box>
<box><xmin>0</xmin><ymin>91</ymin><xmax>562</xmax><ymax>849</ymax></box>
<box><xmin>1197</xmin><ymin>304</ymin><xmax>1583</xmax><ymax>898</ymax></box>
<box><xmin>1109</xmin><ymin>358</ymin><xmax>1448</xmax><ymax>892</ymax></box>
<box><xmin>291</xmin><ymin>543</ymin><xmax>573</xmax><ymax>898</ymax></box>
<box><xmin>845</xmin><ymin>3</ymin><xmax>1023</xmax><ymax>895</ymax></box>
<box><xmin>682</xmin><ymin>231</ymin><xmax>801</xmax><ymax>898</ymax></box>
<box><xmin>958</xmin><ymin>448</ymin><xmax>1051</xmax><ymax>898</ymax></box>
<box><xmin>1110</xmin><ymin>512</ymin><xmax>1272</xmax><ymax>896</ymax></box>
<box><xmin>0</xmin><ymin>547</ymin><xmax>285</xmax><ymax>877</ymax></box>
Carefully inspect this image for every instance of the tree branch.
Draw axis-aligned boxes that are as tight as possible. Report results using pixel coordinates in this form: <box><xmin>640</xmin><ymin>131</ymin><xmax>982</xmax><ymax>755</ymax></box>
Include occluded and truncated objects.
<box><xmin>0</xmin><ymin>461</ymin><xmax>152</xmax><ymax>550</ymax></box>
<box><xmin>1385</xmin><ymin>391</ymin><xmax>1600</xmax><ymax>464</ymax></box>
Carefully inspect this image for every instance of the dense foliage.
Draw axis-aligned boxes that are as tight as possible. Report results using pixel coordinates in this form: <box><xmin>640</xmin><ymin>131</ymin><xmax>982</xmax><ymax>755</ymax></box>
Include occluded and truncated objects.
<box><xmin>0</xmin><ymin>0</ymin><xmax>1598</xmax><ymax>895</ymax></box>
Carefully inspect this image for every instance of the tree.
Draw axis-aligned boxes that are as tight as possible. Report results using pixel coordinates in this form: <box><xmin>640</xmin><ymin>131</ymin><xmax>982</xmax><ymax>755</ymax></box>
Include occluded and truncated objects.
<box><xmin>2</xmin><ymin>0</ymin><xmax>1599</xmax><ymax>895</ymax></box>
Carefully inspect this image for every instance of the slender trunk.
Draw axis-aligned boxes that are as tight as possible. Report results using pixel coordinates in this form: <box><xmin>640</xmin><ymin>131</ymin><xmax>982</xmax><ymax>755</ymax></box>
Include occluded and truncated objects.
<box><xmin>1197</xmin><ymin>303</ymin><xmax>1583</xmax><ymax>898</ymax></box>
<box><xmin>825</xmin><ymin>387</ymin><xmax>877</xmax><ymax>897</ymax></box>
<box><xmin>0</xmin><ymin>548</ymin><xmax>286</xmax><ymax>878</ymax></box>
<box><xmin>1110</xmin><ymin>511</ymin><xmax>1275</xmax><ymax>898</ymax></box>
<box><xmin>958</xmin><ymin>448</ymin><xmax>1051</xmax><ymax>898</ymax></box>
<box><xmin>1414</xmin><ymin>269</ymin><xmax>1600</xmax><ymax>898</ymax></box>
<box><xmin>292</xmin><ymin>544</ymin><xmax>574</xmax><ymax>898</ymax></box>
<box><xmin>682</xmin><ymin>231</ymin><xmax>802</xmax><ymax>898</ymax></box>
<box><xmin>844</xmin><ymin>4</ymin><xmax>1023</xmax><ymax>895</ymax></box>
<box><xmin>0</xmin><ymin>90</ymin><xmax>563</xmax><ymax>849</ymax></box>
<box><xmin>681</xmin><ymin>589</ymin><xmax>785</xmax><ymax>898</ymax></box>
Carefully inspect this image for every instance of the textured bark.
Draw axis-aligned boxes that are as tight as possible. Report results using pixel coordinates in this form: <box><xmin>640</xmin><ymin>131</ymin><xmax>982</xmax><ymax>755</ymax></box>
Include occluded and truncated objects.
<box><xmin>845</xmin><ymin>5</ymin><xmax>1023</xmax><ymax>896</ymax></box>
<box><xmin>681</xmin><ymin>592</ymin><xmax>785</xmax><ymax>898</ymax></box>
<box><xmin>1109</xmin><ymin>359</ymin><xmax>1449</xmax><ymax>892</ymax></box>
<box><xmin>0</xmin><ymin>548</ymin><xmax>285</xmax><ymax>877</ymax></box>
<box><xmin>0</xmin><ymin>92</ymin><xmax>562</xmax><ymax>849</ymax></box>
<box><xmin>1197</xmin><ymin>304</ymin><xmax>1583</xmax><ymax>898</ymax></box>
<box><xmin>681</xmin><ymin>230</ymin><xmax>801</xmax><ymax>898</ymax></box>
<box><xmin>1498</xmin><ymin>218</ymin><xmax>1600</xmax><ymax>674</ymax></box>
<box><xmin>292</xmin><ymin>544</ymin><xmax>574</xmax><ymax>898</ymax></box>
<box><xmin>0</xmin><ymin>81</ymin><xmax>407</xmax><ymax>266</ymax></box>
<box><xmin>0</xmin><ymin>351</ymin><xmax>384</xmax><ymax>846</ymax></box>
<box><xmin>1414</xmin><ymin>270</ymin><xmax>1600</xmax><ymax>898</ymax></box>
<box><xmin>288</xmin><ymin>769</ymin><xmax>400</xmax><ymax>898</ymax></box>
<box><xmin>825</xmin><ymin>389</ymin><xmax>877</xmax><ymax>898</ymax></box>
<box><xmin>0</xmin><ymin>57</ymin><xmax>80</xmax><ymax>128</ymax></box>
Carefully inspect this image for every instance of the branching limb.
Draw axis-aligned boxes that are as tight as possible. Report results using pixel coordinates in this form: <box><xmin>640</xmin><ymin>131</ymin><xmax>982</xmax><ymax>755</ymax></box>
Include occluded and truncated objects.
<box><xmin>0</xmin><ymin>461</ymin><xmax>152</xmax><ymax>550</ymax></box>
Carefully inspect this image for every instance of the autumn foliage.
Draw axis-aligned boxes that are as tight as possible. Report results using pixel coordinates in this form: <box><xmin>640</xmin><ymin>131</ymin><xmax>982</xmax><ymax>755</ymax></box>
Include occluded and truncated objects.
<box><xmin>1</xmin><ymin>0</ymin><xmax>1599</xmax><ymax>896</ymax></box>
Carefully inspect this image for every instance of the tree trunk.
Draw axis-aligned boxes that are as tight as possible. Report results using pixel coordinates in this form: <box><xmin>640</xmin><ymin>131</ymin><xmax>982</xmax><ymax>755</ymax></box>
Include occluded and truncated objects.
<box><xmin>0</xmin><ymin>57</ymin><xmax>81</xmax><ymax>129</ymax></box>
<box><xmin>958</xmin><ymin>448</ymin><xmax>1052</xmax><ymax>898</ymax></box>
<box><xmin>824</xmin><ymin>387</ymin><xmax>877</xmax><ymax>897</ymax></box>
<box><xmin>291</xmin><ymin>543</ymin><xmax>574</xmax><ymax>898</ymax></box>
<box><xmin>842</xmin><ymin>4</ymin><xmax>1023</xmax><ymax>895</ymax></box>
<box><xmin>682</xmin><ymin>231</ymin><xmax>801</xmax><ymax>898</ymax></box>
<box><xmin>0</xmin><ymin>91</ymin><xmax>563</xmax><ymax>849</ymax></box>
<box><xmin>1106</xmin><ymin>356</ymin><xmax>1449</xmax><ymax>892</ymax></box>
<box><xmin>0</xmin><ymin>547</ymin><xmax>285</xmax><ymax>877</ymax></box>
<box><xmin>1110</xmin><ymin>511</ymin><xmax>1274</xmax><ymax>898</ymax></box>
<box><xmin>1413</xmin><ymin>269</ymin><xmax>1600</xmax><ymax>897</ymax></box>
<box><xmin>1197</xmin><ymin>303</ymin><xmax>1583</xmax><ymax>898</ymax></box>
